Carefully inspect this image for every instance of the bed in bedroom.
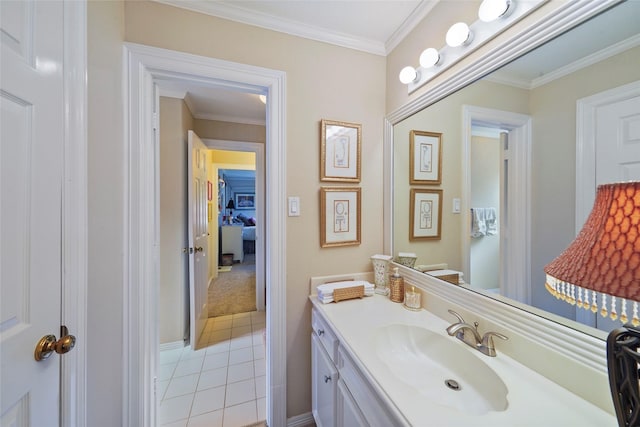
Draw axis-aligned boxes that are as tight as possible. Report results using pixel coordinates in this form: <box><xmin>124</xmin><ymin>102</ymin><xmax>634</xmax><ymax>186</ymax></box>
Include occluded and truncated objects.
<box><xmin>237</xmin><ymin>213</ymin><xmax>256</xmax><ymax>254</ymax></box>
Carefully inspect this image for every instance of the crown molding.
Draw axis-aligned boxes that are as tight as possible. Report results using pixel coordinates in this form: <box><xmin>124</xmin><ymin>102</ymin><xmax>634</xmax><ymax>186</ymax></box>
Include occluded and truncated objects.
<box><xmin>485</xmin><ymin>33</ymin><xmax>640</xmax><ymax>90</ymax></box>
<box><xmin>194</xmin><ymin>112</ymin><xmax>266</xmax><ymax>127</ymax></box>
<box><xmin>153</xmin><ymin>0</ymin><xmax>429</xmax><ymax>56</ymax></box>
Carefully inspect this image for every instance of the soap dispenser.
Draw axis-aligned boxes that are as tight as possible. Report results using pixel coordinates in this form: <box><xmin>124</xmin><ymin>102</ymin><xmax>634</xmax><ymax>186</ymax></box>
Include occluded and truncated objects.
<box><xmin>389</xmin><ymin>267</ymin><xmax>404</xmax><ymax>303</ymax></box>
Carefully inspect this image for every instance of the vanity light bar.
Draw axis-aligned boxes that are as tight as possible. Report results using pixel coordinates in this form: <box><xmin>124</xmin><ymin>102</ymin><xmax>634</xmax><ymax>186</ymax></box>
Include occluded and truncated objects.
<box><xmin>400</xmin><ymin>0</ymin><xmax>545</xmax><ymax>93</ymax></box>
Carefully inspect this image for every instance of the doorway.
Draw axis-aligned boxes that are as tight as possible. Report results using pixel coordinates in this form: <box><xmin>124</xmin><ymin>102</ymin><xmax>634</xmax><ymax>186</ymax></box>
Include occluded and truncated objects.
<box><xmin>462</xmin><ymin>105</ymin><xmax>532</xmax><ymax>305</ymax></box>
<box><xmin>124</xmin><ymin>43</ymin><xmax>287</xmax><ymax>426</ymax></box>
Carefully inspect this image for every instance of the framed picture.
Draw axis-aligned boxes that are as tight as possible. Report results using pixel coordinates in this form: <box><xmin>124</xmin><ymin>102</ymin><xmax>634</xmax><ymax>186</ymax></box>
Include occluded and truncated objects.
<box><xmin>320</xmin><ymin>187</ymin><xmax>361</xmax><ymax>247</ymax></box>
<box><xmin>410</xmin><ymin>130</ymin><xmax>442</xmax><ymax>185</ymax></box>
<box><xmin>235</xmin><ymin>193</ymin><xmax>255</xmax><ymax>209</ymax></box>
<box><xmin>410</xmin><ymin>188</ymin><xmax>442</xmax><ymax>241</ymax></box>
<box><xmin>320</xmin><ymin>119</ymin><xmax>362</xmax><ymax>182</ymax></box>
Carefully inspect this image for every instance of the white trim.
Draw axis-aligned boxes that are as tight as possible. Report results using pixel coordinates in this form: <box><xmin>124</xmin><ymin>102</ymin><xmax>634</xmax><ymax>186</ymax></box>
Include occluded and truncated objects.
<box><xmin>61</xmin><ymin>1</ymin><xmax>87</xmax><ymax>426</ymax></box>
<box><xmin>123</xmin><ymin>43</ymin><xmax>287</xmax><ymax>427</ymax></box>
<box><xmin>385</xmin><ymin>1</ymin><xmax>619</xmax><ymax>396</ymax></box>
<box><xmin>205</xmin><ymin>138</ymin><xmax>266</xmax><ymax>311</ymax></box>
<box><xmin>195</xmin><ymin>112</ymin><xmax>266</xmax><ymax>127</ymax></box>
<box><xmin>462</xmin><ymin>106</ymin><xmax>532</xmax><ymax>305</ymax></box>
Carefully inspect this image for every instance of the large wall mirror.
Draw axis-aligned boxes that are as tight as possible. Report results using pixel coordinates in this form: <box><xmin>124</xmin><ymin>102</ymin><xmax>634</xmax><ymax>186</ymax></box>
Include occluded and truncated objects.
<box><xmin>387</xmin><ymin>1</ymin><xmax>640</xmax><ymax>340</ymax></box>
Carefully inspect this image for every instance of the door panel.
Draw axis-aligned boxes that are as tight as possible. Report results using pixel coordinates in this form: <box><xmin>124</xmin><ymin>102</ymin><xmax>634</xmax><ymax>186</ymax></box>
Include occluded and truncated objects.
<box><xmin>1</xmin><ymin>0</ymin><xmax>64</xmax><ymax>424</ymax></box>
<box><xmin>187</xmin><ymin>131</ymin><xmax>209</xmax><ymax>350</ymax></box>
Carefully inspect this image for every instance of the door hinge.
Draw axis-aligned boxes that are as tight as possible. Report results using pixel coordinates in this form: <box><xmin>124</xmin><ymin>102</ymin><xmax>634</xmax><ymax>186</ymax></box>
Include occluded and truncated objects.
<box><xmin>153</xmin><ymin>112</ymin><xmax>159</xmax><ymax>130</ymax></box>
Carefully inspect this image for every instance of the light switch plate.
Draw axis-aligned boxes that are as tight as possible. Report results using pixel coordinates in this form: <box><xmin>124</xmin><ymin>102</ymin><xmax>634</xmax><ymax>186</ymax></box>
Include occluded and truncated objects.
<box><xmin>288</xmin><ymin>196</ymin><xmax>300</xmax><ymax>216</ymax></box>
<box><xmin>453</xmin><ymin>198</ymin><xmax>461</xmax><ymax>213</ymax></box>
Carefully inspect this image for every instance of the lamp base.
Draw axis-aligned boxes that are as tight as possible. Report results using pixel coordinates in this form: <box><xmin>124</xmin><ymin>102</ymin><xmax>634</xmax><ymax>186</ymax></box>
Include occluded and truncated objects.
<box><xmin>607</xmin><ymin>324</ymin><xmax>640</xmax><ymax>427</ymax></box>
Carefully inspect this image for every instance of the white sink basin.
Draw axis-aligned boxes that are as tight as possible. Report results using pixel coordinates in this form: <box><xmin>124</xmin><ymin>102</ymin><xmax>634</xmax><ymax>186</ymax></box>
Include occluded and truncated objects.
<box><xmin>375</xmin><ymin>324</ymin><xmax>509</xmax><ymax>415</ymax></box>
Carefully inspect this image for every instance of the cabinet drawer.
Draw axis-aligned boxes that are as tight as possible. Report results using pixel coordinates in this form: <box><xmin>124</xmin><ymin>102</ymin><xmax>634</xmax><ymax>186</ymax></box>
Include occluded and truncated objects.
<box><xmin>338</xmin><ymin>346</ymin><xmax>403</xmax><ymax>427</ymax></box>
<box><xmin>312</xmin><ymin>308</ymin><xmax>338</xmax><ymax>362</ymax></box>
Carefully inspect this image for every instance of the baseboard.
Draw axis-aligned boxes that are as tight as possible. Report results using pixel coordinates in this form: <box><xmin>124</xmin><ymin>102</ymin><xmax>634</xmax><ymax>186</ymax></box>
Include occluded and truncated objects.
<box><xmin>287</xmin><ymin>412</ymin><xmax>315</xmax><ymax>427</ymax></box>
<box><xmin>159</xmin><ymin>340</ymin><xmax>185</xmax><ymax>352</ymax></box>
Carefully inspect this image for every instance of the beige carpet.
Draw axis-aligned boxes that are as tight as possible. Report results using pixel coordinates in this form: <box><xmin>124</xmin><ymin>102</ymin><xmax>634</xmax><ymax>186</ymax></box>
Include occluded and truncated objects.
<box><xmin>209</xmin><ymin>254</ymin><xmax>256</xmax><ymax>317</ymax></box>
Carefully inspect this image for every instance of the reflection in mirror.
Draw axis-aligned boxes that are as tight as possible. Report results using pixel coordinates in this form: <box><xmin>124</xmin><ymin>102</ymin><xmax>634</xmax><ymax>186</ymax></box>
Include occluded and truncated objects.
<box><xmin>392</xmin><ymin>1</ymin><xmax>640</xmax><ymax>338</ymax></box>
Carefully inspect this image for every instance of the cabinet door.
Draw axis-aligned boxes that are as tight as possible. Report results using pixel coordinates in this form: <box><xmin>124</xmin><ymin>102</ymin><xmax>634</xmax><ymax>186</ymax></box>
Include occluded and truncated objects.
<box><xmin>337</xmin><ymin>379</ymin><xmax>368</xmax><ymax>427</ymax></box>
<box><xmin>312</xmin><ymin>334</ymin><xmax>337</xmax><ymax>427</ymax></box>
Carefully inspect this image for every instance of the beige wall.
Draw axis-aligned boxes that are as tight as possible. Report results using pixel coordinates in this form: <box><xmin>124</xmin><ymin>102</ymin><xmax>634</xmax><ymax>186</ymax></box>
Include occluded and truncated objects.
<box><xmin>124</xmin><ymin>0</ymin><xmax>386</xmax><ymax>418</ymax></box>
<box><xmin>87</xmin><ymin>1</ymin><xmax>125</xmax><ymax>425</ymax></box>
<box><xmin>195</xmin><ymin>119</ymin><xmax>266</xmax><ymax>143</ymax></box>
<box><xmin>159</xmin><ymin>97</ymin><xmax>194</xmax><ymax>344</ymax></box>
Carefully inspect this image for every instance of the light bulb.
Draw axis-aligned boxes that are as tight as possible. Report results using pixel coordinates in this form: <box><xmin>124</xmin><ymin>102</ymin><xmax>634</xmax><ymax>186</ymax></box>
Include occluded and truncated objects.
<box><xmin>419</xmin><ymin>48</ymin><xmax>440</xmax><ymax>68</ymax></box>
<box><xmin>398</xmin><ymin>66</ymin><xmax>418</xmax><ymax>84</ymax></box>
<box><xmin>446</xmin><ymin>22</ymin><xmax>471</xmax><ymax>47</ymax></box>
<box><xmin>478</xmin><ymin>0</ymin><xmax>511</xmax><ymax>22</ymax></box>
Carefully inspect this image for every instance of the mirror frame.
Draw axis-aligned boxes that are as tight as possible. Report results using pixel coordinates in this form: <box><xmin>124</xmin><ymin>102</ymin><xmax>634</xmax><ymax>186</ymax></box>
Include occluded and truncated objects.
<box><xmin>384</xmin><ymin>1</ymin><xmax>621</xmax><ymax>375</ymax></box>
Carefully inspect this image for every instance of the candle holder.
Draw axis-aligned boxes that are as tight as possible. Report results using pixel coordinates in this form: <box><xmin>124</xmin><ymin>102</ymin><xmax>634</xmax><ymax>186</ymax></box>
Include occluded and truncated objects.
<box><xmin>404</xmin><ymin>286</ymin><xmax>422</xmax><ymax>311</ymax></box>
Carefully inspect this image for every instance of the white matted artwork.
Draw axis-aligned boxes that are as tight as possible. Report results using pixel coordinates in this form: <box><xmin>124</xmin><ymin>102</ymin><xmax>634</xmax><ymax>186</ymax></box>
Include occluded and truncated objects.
<box><xmin>320</xmin><ymin>187</ymin><xmax>361</xmax><ymax>247</ymax></box>
<box><xmin>320</xmin><ymin>119</ymin><xmax>362</xmax><ymax>182</ymax></box>
<box><xmin>410</xmin><ymin>188</ymin><xmax>442</xmax><ymax>241</ymax></box>
<box><xmin>410</xmin><ymin>130</ymin><xmax>442</xmax><ymax>185</ymax></box>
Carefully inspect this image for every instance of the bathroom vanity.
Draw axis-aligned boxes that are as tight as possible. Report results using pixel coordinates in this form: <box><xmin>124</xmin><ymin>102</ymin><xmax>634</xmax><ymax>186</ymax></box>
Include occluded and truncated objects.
<box><xmin>310</xmin><ymin>290</ymin><xmax>615</xmax><ymax>426</ymax></box>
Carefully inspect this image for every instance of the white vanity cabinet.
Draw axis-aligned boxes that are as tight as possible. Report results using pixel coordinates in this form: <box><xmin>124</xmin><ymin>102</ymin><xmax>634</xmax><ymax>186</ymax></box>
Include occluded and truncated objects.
<box><xmin>311</xmin><ymin>307</ymin><xmax>402</xmax><ymax>427</ymax></box>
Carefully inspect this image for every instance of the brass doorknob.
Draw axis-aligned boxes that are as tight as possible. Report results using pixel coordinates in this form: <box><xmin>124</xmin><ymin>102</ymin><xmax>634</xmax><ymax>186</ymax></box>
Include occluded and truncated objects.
<box><xmin>34</xmin><ymin>327</ymin><xmax>76</xmax><ymax>361</ymax></box>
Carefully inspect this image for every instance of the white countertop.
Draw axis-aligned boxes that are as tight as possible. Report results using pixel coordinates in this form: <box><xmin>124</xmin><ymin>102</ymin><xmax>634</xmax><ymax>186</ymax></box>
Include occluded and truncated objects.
<box><xmin>311</xmin><ymin>294</ymin><xmax>616</xmax><ymax>426</ymax></box>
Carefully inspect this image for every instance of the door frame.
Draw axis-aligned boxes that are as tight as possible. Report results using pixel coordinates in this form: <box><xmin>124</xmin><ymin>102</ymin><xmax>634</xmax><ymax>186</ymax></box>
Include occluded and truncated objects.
<box><xmin>62</xmin><ymin>1</ymin><xmax>87</xmax><ymax>425</ymax></box>
<box><xmin>462</xmin><ymin>105</ymin><xmax>532</xmax><ymax>304</ymax></box>
<box><xmin>123</xmin><ymin>43</ymin><xmax>287</xmax><ymax>426</ymax></box>
<box><xmin>206</xmin><ymin>139</ymin><xmax>266</xmax><ymax>311</ymax></box>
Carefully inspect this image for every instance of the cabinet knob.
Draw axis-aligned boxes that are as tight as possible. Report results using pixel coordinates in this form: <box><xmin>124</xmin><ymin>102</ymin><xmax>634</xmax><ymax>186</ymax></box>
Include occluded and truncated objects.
<box><xmin>324</xmin><ymin>375</ymin><xmax>332</xmax><ymax>383</ymax></box>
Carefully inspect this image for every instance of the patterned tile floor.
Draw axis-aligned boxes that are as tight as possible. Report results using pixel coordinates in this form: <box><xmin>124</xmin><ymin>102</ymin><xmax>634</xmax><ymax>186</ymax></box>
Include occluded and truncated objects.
<box><xmin>158</xmin><ymin>311</ymin><xmax>266</xmax><ymax>427</ymax></box>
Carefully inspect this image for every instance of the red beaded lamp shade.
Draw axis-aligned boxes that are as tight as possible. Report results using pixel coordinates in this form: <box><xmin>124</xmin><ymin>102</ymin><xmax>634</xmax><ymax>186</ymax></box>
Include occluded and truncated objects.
<box><xmin>545</xmin><ymin>182</ymin><xmax>640</xmax><ymax>325</ymax></box>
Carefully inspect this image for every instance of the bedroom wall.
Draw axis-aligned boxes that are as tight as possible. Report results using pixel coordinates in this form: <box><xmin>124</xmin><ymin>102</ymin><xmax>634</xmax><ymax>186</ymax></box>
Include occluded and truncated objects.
<box><xmin>159</xmin><ymin>96</ymin><xmax>194</xmax><ymax>344</ymax></box>
<box><xmin>124</xmin><ymin>1</ymin><xmax>386</xmax><ymax>418</ymax></box>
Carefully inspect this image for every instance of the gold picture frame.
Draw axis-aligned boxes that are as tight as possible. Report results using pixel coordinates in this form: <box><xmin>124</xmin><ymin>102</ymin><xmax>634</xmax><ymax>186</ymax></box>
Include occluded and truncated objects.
<box><xmin>320</xmin><ymin>119</ymin><xmax>362</xmax><ymax>182</ymax></box>
<box><xmin>410</xmin><ymin>188</ymin><xmax>442</xmax><ymax>241</ymax></box>
<box><xmin>320</xmin><ymin>187</ymin><xmax>361</xmax><ymax>247</ymax></box>
<box><xmin>410</xmin><ymin>130</ymin><xmax>442</xmax><ymax>185</ymax></box>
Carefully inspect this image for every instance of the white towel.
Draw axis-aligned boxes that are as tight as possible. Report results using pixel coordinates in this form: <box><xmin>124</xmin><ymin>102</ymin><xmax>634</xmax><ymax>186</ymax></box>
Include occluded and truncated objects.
<box><xmin>485</xmin><ymin>207</ymin><xmax>498</xmax><ymax>235</ymax></box>
<box><xmin>316</xmin><ymin>280</ymin><xmax>374</xmax><ymax>304</ymax></box>
<box><xmin>470</xmin><ymin>208</ymin><xmax>486</xmax><ymax>238</ymax></box>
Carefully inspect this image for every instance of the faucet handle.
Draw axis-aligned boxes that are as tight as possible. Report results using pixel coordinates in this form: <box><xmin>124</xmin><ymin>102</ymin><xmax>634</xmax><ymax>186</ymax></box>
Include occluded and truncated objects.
<box><xmin>481</xmin><ymin>331</ymin><xmax>508</xmax><ymax>351</ymax></box>
<box><xmin>447</xmin><ymin>309</ymin><xmax>465</xmax><ymax>323</ymax></box>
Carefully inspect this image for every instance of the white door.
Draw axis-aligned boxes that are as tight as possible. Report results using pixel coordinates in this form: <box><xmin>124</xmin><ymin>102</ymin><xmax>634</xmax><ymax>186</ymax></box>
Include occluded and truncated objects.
<box><xmin>576</xmin><ymin>81</ymin><xmax>640</xmax><ymax>330</ymax></box>
<box><xmin>187</xmin><ymin>130</ymin><xmax>209</xmax><ymax>349</ymax></box>
<box><xmin>1</xmin><ymin>1</ymin><xmax>68</xmax><ymax>424</ymax></box>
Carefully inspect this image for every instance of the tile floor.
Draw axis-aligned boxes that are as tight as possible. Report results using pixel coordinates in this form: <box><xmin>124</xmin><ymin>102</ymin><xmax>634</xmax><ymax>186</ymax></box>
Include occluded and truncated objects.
<box><xmin>158</xmin><ymin>311</ymin><xmax>266</xmax><ymax>427</ymax></box>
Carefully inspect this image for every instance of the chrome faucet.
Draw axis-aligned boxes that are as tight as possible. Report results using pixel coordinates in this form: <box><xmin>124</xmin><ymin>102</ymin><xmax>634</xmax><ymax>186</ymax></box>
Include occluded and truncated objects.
<box><xmin>446</xmin><ymin>309</ymin><xmax>508</xmax><ymax>357</ymax></box>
